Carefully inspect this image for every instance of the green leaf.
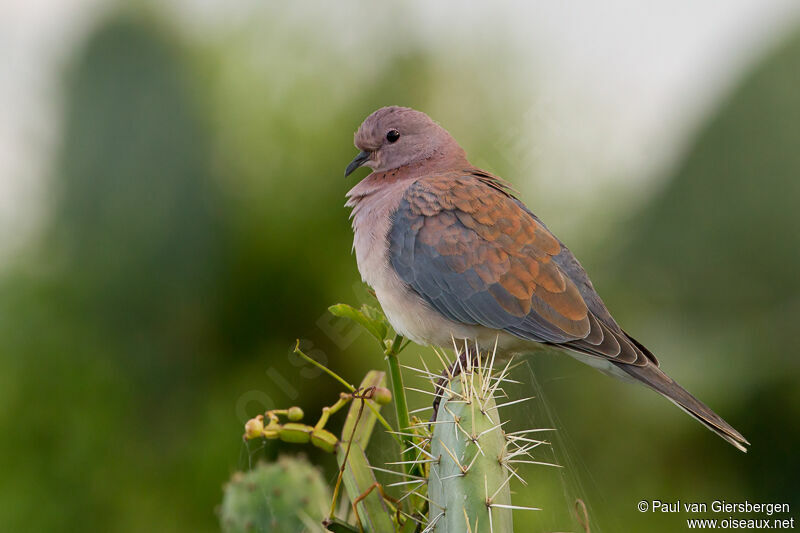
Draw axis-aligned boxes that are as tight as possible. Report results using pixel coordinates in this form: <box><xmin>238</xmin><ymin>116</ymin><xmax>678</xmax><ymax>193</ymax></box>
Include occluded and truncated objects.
<box><xmin>359</xmin><ymin>304</ymin><xmax>388</xmax><ymax>338</ymax></box>
<box><xmin>337</xmin><ymin>443</ymin><xmax>395</xmax><ymax>533</ymax></box>
<box><xmin>328</xmin><ymin>303</ymin><xmax>388</xmax><ymax>342</ymax></box>
<box><xmin>335</xmin><ymin>371</ymin><xmax>395</xmax><ymax>532</ymax></box>
<box><xmin>341</xmin><ymin>371</ymin><xmax>386</xmax><ymax>451</ymax></box>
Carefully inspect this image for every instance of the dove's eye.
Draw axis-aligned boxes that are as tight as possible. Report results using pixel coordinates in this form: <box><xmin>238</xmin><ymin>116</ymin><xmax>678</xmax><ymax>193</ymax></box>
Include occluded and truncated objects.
<box><xmin>386</xmin><ymin>130</ymin><xmax>400</xmax><ymax>143</ymax></box>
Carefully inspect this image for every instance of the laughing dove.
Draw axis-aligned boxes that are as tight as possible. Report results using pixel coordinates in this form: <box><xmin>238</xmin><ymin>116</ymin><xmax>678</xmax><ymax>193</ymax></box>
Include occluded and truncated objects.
<box><xmin>344</xmin><ymin>106</ymin><xmax>748</xmax><ymax>451</ymax></box>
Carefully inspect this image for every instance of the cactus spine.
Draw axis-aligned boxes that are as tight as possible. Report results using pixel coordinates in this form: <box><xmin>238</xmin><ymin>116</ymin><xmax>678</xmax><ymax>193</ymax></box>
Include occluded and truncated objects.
<box><xmin>425</xmin><ymin>349</ymin><xmax>530</xmax><ymax>533</ymax></box>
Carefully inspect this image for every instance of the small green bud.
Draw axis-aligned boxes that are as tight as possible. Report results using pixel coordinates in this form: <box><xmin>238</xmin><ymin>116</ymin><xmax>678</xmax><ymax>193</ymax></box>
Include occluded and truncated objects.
<box><xmin>287</xmin><ymin>406</ymin><xmax>304</xmax><ymax>421</ymax></box>
<box><xmin>244</xmin><ymin>415</ymin><xmax>264</xmax><ymax>440</ymax></box>
<box><xmin>278</xmin><ymin>423</ymin><xmax>311</xmax><ymax>444</ymax></box>
<box><xmin>373</xmin><ymin>387</ymin><xmax>392</xmax><ymax>405</ymax></box>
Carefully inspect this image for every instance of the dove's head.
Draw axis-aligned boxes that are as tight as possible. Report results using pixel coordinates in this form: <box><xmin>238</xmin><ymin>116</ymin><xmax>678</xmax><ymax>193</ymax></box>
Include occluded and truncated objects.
<box><xmin>345</xmin><ymin>106</ymin><xmax>467</xmax><ymax>176</ymax></box>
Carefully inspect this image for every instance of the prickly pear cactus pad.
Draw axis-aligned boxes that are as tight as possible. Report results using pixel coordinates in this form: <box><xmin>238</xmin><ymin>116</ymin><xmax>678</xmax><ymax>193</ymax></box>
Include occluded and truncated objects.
<box><xmin>219</xmin><ymin>455</ymin><xmax>330</xmax><ymax>533</ymax></box>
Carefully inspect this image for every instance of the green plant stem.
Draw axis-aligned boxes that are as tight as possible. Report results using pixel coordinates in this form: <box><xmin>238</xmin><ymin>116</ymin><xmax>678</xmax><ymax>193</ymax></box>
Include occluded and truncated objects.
<box><xmin>314</xmin><ymin>395</ymin><xmax>350</xmax><ymax>431</ymax></box>
<box><xmin>294</xmin><ymin>340</ymin><xmax>353</xmax><ymax>390</ymax></box>
<box><xmin>385</xmin><ymin>334</ymin><xmax>414</xmax><ymax>475</ymax></box>
<box><xmin>294</xmin><ymin>341</ymin><xmax>400</xmax><ymax>444</ymax></box>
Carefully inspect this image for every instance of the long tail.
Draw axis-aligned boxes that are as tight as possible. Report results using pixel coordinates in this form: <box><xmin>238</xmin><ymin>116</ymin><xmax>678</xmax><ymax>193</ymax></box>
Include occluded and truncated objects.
<box><xmin>615</xmin><ymin>362</ymin><xmax>749</xmax><ymax>452</ymax></box>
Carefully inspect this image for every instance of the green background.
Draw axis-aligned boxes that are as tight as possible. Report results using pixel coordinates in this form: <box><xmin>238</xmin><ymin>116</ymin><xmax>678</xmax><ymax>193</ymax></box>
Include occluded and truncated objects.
<box><xmin>1</xmin><ymin>5</ymin><xmax>798</xmax><ymax>532</ymax></box>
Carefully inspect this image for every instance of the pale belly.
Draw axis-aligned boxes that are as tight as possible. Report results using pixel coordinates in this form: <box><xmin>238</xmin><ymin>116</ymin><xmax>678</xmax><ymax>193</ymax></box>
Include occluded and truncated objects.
<box><xmin>370</xmin><ymin>262</ymin><xmax>543</xmax><ymax>356</ymax></box>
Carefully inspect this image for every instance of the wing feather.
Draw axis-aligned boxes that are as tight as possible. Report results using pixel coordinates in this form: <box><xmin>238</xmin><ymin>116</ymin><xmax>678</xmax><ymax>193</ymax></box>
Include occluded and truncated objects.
<box><xmin>388</xmin><ymin>172</ymin><xmax>655</xmax><ymax>367</ymax></box>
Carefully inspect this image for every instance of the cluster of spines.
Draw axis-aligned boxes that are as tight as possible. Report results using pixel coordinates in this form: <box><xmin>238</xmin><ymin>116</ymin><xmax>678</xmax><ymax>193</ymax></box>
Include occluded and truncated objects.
<box><xmin>385</xmin><ymin>340</ymin><xmax>560</xmax><ymax>533</ymax></box>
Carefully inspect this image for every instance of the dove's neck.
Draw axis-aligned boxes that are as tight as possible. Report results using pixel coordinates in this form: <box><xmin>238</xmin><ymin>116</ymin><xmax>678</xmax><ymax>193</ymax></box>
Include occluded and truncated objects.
<box><xmin>346</xmin><ymin>138</ymin><xmax>471</xmax><ymax>218</ymax></box>
<box><xmin>412</xmin><ymin>140</ymin><xmax>469</xmax><ymax>171</ymax></box>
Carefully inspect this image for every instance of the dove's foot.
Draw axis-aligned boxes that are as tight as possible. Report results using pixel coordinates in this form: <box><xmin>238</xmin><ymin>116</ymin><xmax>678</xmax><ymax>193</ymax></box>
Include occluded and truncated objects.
<box><xmin>430</xmin><ymin>347</ymin><xmax>477</xmax><ymax>422</ymax></box>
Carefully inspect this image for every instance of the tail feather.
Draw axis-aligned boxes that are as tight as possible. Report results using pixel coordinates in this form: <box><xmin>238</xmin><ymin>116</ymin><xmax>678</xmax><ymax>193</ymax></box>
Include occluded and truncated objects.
<box><xmin>615</xmin><ymin>362</ymin><xmax>749</xmax><ymax>452</ymax></box>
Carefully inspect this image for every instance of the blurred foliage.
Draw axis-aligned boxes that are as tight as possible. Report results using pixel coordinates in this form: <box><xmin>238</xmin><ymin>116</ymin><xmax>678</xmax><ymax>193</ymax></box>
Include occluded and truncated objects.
<box><xmin>0</xmin><ymin>5</ymin><xmax>797</xmax><ymax>533</ymax></box>
<box><xmin>584</xmin><ymin>27</ymin><xmax>800</xmax><ymax>531</ymax></box>
<box><xmin>0</xmin><ymin>7</ymin><xmax>523</xmax><ymax>533</ymax></box>
<box><xmin>618</xmin><ymin>30</ymin><xmax>800</xmax><ymax>324</ymax></box>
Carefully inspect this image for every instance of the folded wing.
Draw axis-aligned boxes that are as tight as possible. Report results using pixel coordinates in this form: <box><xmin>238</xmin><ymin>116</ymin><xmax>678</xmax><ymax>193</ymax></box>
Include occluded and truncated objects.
<box><xmin>388</xmin><ymin>171</ymin><xmax>651</xmax><ymax>366</ymax></box>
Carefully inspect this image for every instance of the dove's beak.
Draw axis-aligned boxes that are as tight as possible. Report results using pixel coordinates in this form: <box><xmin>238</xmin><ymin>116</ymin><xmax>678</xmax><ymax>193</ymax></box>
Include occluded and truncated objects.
<box><xmin>344</xmin><ymin>151</ymin><xmax>371</xmax><ymax>177</ymax></box>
